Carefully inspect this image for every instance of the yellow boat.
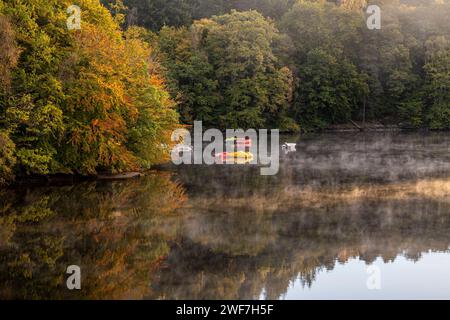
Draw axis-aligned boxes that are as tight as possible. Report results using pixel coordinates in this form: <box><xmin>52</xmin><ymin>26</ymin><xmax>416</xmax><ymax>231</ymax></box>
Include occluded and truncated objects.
<box><xmin>216</xmin><ymin>151</ymin><xmax>254</xmax><ymax>164</ymax></box>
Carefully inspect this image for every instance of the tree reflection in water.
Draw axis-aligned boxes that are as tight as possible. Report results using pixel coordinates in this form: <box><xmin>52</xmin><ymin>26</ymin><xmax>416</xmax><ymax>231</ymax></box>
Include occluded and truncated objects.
<box><xmin>0</xmin><ymin>133</ymin><xmax>450</xmax><ymax>299</ymax></box>
<box><xmin>150</xmin><ymin>133</ymin><xmax>450</xmax><ymax>299</ymax></box>
<box><xmin>149</xmin><ymin>174</ymin><xmax>450</xmax><ymax>299</ymax></box>
<box><xmin>0</xmin><ymin>173</ymin><xmax>186</xmax><ymax>299</ymax></box>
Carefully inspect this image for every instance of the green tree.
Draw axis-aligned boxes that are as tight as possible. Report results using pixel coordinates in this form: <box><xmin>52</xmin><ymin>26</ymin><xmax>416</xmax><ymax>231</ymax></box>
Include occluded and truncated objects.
<box><xmin>296</xmin><ymin>49</ymin><xmax>368</xmax><ymax>130</ymax></box>
<box><xmin>160</xmin><ymin>10</ymin><xmax>297</xmax><ymax>130</ymax></box>
<box><xmin>0</xmin><ymin>0</ymin><xmax>178</xmax><ymax>183</ymax></box>
<box><xmin>0</xmin><ymin>13</ymin><xmax>19</xmax><ymax>185</ymax></box>
<box><xmin>423</xmin><ymin>36</ymin><xmax>450</xmax><ymax>129</ymax></box>
<box><xmin>280</xmin><ymin>0</ymin><xmax>368</xmax><ymax>130</ymax></box>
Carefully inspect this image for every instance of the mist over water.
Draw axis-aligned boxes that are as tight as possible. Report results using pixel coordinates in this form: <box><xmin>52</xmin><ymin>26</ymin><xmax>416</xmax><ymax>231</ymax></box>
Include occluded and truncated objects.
<box><xmin>292</xmin><ymin>133</ymin><xmax>450</xmax><ymax>183</ymax></box>
<box><xmin>1</xmin><ymin>132</ymin><xmax>450</xmax><ymax>299</ymax></box>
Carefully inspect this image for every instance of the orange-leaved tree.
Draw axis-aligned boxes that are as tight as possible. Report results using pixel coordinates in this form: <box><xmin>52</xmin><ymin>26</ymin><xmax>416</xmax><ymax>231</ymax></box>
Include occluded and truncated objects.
<box><xmin>0</xmin><ymin>0</ymin><xmax>179</xmax><ymax>179</ymax></box>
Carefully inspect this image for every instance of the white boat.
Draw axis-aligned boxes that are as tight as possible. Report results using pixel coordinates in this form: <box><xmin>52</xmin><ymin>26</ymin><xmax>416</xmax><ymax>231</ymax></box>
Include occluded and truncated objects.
<box><xmin>173</xmin><ymin>145</ymin><xmax>193</xmax><ymax>153</ymax></box>
<box><xmin>282</xmin><ymin>143</ymin><xmax>297</xmax><ymax>153</ymax></box>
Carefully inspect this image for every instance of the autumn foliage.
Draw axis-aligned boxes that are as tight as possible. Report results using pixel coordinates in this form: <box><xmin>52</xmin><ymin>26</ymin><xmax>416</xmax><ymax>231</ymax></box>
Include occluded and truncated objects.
<box><xmin>0</xmin><ymin>0</ymin><xmax>178</xmax><ymax>183</ymax></box>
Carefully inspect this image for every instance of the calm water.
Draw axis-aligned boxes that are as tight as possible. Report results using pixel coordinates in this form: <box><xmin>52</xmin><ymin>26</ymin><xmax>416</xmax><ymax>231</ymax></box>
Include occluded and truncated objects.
<box><xmin>1</xmin><ymin>132</ymin><xmax>450</xmax><ymax>299</ymax></box>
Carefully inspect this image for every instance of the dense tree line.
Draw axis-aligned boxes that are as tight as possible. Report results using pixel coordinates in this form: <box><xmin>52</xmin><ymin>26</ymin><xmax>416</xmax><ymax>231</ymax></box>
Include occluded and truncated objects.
<box><xmin>0</xmin><ymin>0</ymin><xmax>178</xmax><ymax>185</ymax></box>
<box><xmin>102</xmin><ymin>0</ymin><xmax>449</xmax><ymax>131</ymax></box>
<box><xmin>147</xmin><ymin>0</ymin><xmax>450</xmax><ymax>130</ymax></box>
<box><xmin>101</xmin><ymin>0</ymin><xmax>299</xmax><ymax>30</ymax></box>
<box><xmin>158</xmin><ymin>10</ymin><xmax>298</xmax><ymax>130</ymax></box>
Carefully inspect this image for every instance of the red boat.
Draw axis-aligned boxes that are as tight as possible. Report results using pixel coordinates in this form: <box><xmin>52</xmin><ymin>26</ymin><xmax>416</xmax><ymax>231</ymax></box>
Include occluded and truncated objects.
<box><xmin>226</xmin><ymin>137</ymin><xmax>252</xmax><ymax>147</ymax></box>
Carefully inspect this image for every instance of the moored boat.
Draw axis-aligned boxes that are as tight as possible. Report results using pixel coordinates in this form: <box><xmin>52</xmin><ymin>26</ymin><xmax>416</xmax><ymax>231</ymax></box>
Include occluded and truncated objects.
<box><xmin>215</xmin><ymin>151</ymin><xmax>254</xmax><ymax>164</ymax></box>
<box><xmin>226</xmin><ymin>137</ymin><xmax>252</xmax><ymax>147</ymax></box>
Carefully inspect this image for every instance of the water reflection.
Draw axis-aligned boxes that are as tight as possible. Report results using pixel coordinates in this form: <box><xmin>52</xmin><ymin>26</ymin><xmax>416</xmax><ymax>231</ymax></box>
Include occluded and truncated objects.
<box><xmin>149</xmin><ymin>178</ymin><xmax>450</xmax><ymax>299</ymax></box>
<box><xmin>0</xmin><ymin>173</ymin><xmax>186</xmax><ymax>299</ymax></box>
<box><xmin>1</xmin><ymin>132</ymin><xmax>450</xmax><ymax>299</ymax></box>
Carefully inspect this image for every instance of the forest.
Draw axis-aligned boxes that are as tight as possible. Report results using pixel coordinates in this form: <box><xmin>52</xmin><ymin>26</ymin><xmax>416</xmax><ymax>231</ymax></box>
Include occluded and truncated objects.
<box><xmin>0</xmin><ymin>0</ymin><xmax>449</xmax><ymax>184</ymax></box>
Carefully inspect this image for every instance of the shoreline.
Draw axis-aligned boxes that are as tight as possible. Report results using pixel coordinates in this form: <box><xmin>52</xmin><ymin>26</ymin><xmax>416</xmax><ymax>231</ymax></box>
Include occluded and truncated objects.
<box><xmin>7</xmin><ymin>171</ymin><xmax>153</xmax><ymax>188</ymax></box>
<box><xmin>4</xmin><ymin>128</ymin><xmax>449</xmax><ymax>188</ymax></box>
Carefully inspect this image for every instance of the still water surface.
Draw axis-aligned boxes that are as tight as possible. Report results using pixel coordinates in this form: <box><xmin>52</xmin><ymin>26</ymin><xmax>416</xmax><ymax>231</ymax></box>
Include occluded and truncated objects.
<box><xmin>1</xmin><ymin>132</ymin><xmax>450</xmax><ymax>299</ymax></box>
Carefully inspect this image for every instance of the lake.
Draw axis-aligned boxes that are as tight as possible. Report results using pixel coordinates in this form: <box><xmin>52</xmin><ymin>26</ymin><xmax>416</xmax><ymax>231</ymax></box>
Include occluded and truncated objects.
<box><xmin>1</xmin><ymin>132</ymin><xmax>450</xmax><ymax>299</ymax></box>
